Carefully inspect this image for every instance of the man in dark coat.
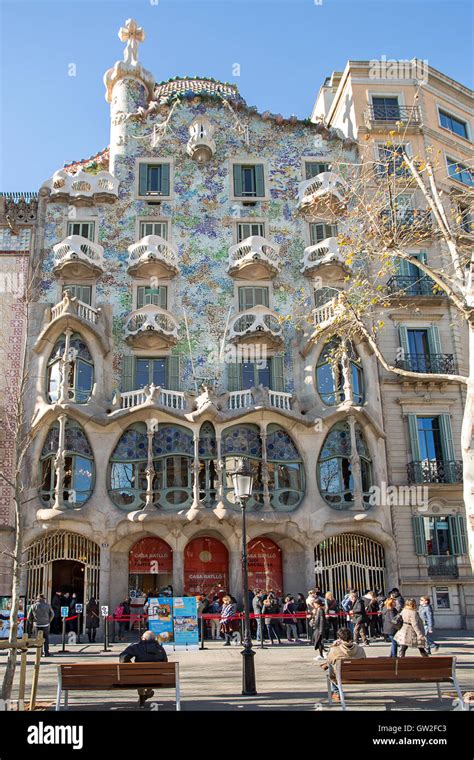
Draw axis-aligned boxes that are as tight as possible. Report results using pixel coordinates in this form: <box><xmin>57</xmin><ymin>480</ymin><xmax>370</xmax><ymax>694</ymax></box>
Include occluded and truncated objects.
<box><xmin>350</xmin><ymin>593</ymin><xmax>369</xmax><ymax>645</ymax></box>
<box><xmin>119</xmin><ymin>630</ymin><xmax>168</xmax><ymax>706</ymax></box>
<box><xmin>28</xmin><ymin>595</ymin><xmax>54</xmax><ymax>656</ymax></box>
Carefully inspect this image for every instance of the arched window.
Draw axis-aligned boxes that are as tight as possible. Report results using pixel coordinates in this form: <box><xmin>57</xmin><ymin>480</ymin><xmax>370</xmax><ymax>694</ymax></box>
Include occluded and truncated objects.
<box><xmin>266</xmin><ymin>424</ymin><xmax>304</xmax><ymax>510</ymax></box>
<box><xmin>109</xmin><ymin>423</ymin><xmax>148</xmax><ymax>509</ymax></box>
<box><xmin>152</xmin><ymin>425</ymin><xmax>194</xmax><ymax>509</ymax></box>
<box><xmin>222</xmin><ymin>425</ymin><xmax>264</xmax><ymax>509</ymax></box>
<box><xmin>47</xmin><ymin>333</ymin><xmax>94</xmax><ymax>404</ymax></box>
<box><xmin>198</xmin><ymin>422</ymin><xmax>218</xmax><ymax>507</ymax></box>
<box><xmin>317</xmin><ymin>421</ymin><xmax>372</xmax><ymax>508</ymax></box>
<box><xmin>108</xmin><ymin>423</ymin><xmax>194</xmax><ymax>511</ymax></box>
<box><xmin>316</xmin><ymin>339</ymin><xmax>364</xmax><ymax>405</ymax></box>
<box><xmin>39</xmin><ymin>420</ymin><xmax>94</xmax><ymax>506</ymax></box>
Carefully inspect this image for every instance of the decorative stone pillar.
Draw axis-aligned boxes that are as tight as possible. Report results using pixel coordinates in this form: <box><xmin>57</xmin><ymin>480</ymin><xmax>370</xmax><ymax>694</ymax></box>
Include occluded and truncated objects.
<box><xmin>341</xmin><ymin>341</ymin><xmax>352</xmax><ymax>403</ymax></box>
<box><xmin>173</xmin><ymin>547</ymin><xmax>184</xmax><ymax>596</ymax></box>
<box><xmin>215</xmin><ymin>435</ymin><xmax>224</xmax><ymax>503</ymax></box>
<box><xmin>229</xmin><ymin>546</ymin><xmax>242</xmax><ymax>601</ymax></box>
<box><xmin>192</xmin><ymin>433</ymin><xmax>201</xmax><ymax>508</ymax></box>
<box><xmin>260</xmin><ymin>427</ymin><xmax>272</xmax><ymax>512</ymax></box>
<box><xmin>58</xmin><ymin>328</ymin><xmax>73</xmax><ymax>404</ymax></box>
<box><xmin>304</xmin><ymin>544</ymin><xmax>316</xmax><ymax>592</ymax></box>
<box><xmin>98</xmin><ymin>542</ymin><xmax>111</xmax><ymax>609</ymax></box>
<box><xmin>53</xmin><ymin>413</ymin><xmax>67</xmax><ymax>511</ymax></box>
<box><xmin>348</xmin><ymin>415</ymin><xmax>363</xmax><ymax>509</ymax></box>
<box><xmin>144</xmin><ymin>421</ymin><xmax>155</xmax><ymax>510</ymax></box>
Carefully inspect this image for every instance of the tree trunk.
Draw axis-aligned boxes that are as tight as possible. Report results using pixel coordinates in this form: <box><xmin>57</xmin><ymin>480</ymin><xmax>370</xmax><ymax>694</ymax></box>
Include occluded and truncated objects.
<box><xmin>1</xmin><ymin>480</ymin><xmax>23</xmax><ymax>702</ymax></box>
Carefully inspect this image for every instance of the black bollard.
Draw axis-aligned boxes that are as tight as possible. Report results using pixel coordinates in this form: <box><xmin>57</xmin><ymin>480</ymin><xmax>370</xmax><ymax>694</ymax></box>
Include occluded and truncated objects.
<box><xmin>61</xmin><ymin>617</ymin><xmax>67</xmax><ymax>652</ymax></box>
<box><xmin>260</xmin><ymin>616</ymin><xmax>264</xmax><ymax>649</ymax></box>
<box><xmin>199</xmin><ymin>616</ymin><xmax>205</xmax><ymax>650</ymax></box>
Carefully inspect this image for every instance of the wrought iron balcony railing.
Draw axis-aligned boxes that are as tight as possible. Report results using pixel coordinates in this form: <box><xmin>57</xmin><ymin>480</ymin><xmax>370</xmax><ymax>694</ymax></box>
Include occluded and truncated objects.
<box><xmin>427</xmin><ymin>556</ymin><xmax>459</xmax><ymax>578</ymax></box>
<box><xmin>407</xmin><ymin>460</ymin><xmax>463</xmax><ymax>484</ymax></box>
<box><xmin>364</xmin><ymin>104</ymin><xmax>421</xmax><ymax>126</ymax></box>
<box><xmin>380</xmin><ymin>209</ymin><xmax>432</xmax><ymax>229</ymax></box>
<box><xmin>386</xmin><ymin>275</ymin><xmax>443</xmax><ymax>297</ymax></box>
<box><xmin>395</xmin><ymin>353</ymin><xmax>456</xmax><ymax>374</ymax></box>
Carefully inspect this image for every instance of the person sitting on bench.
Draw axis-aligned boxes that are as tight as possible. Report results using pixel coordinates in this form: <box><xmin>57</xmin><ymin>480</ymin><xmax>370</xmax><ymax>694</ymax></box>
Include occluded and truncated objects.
<box><xmin>119</xmin><ymin>630</ymin><xmax>168</xmax><ymax>707</ymax></box>
<box><xmin>320</xmin><ymin>626</ymin><xmax>366</xmax><ymax>702</ymax></box>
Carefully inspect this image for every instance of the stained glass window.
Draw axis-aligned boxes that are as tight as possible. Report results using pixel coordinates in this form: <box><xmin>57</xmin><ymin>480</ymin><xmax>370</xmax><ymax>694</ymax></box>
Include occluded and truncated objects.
<box><xmin>39</xmin><ymin>419</ymin><xmax>94</xmax><ymax>506</ymax></box>
<box><xmin>222</xmin><ymin>425</ymin><xmax>262</xmax><ymax>458</ymax></box>
<box><xmin>318</xmin><ymin>421</ymin><xmax>372</xmax><ymax>509</ymax></box>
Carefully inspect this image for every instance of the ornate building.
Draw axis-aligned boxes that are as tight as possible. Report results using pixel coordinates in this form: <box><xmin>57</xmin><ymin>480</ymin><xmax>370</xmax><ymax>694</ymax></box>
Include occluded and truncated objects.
<box><xmin>3</xmin><ymin>26</ymin><xmax>471</xmax><ymax>627</ymax></box>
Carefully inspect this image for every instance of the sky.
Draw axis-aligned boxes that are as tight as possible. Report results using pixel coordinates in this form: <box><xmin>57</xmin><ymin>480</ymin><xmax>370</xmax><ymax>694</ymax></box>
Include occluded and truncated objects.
<box><xmin>0</xmin><ymin>0</ymin><xmax>472</xmax><ymax>191</ymax></box>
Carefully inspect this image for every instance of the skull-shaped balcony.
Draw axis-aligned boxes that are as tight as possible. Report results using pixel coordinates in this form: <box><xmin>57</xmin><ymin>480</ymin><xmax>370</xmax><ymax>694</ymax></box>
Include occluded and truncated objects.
<box><xmin>124</xmin><ymin>305</ymin><xmax>179</xmax><ymax>350</ymax></box>
<box><xmin>52</xmin><ymin>235</ymin><xmax>106</xmax><ymax>279</ymax></box>
<box><xmin>127</xmin><ymin>235</ymin><xmax>179</xmax><ymax>279</ymax></box>
<box><xmin>297</xmin><ymin>171</ymin><xmax>346</xmax><ymax>216</ymax></box>
<box><xmin>301</xmin><ymin>237</ymin><xmax>349</xmax><ymax>280</ymax></box>
<box><xmin>186</xmin><ymin>116</ymin><xmax>216</xmax><ymax>164</ymax></box>
<box><xmin>227</xmin><ymin>236</ymin><xmax>280</xmax><ymax>280</ymax></box>
<box><xmin>42</xmin><ymin>169</ymin><xmax>119</xmax><ymax>206</ymax></box>
<box><xmin>227</xmin><ymin>305</ymin><xmax>283</xmax><ymax>350</ymax></box>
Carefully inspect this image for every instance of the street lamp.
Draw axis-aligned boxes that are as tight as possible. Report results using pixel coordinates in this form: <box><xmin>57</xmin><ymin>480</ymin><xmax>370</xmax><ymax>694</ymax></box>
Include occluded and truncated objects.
<box><xmin>230</xmin><ymin>457</ymin><xmax>257</xmax><ymax>696</ymax></box>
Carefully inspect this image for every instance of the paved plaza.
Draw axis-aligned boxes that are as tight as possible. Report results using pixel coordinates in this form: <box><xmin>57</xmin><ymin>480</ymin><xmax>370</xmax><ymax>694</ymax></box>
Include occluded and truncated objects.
<box><xmin>2</xmin><ymin>631</ymin><xmax>472</xmax><ymax>712</ymax></box>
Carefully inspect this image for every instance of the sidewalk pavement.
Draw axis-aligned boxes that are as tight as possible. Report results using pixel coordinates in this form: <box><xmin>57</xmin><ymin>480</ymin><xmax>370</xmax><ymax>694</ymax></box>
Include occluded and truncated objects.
<box><xmin>1</xmin><ymin>631</ymin><xmax>472</xmax><ymax>711</ymax></box>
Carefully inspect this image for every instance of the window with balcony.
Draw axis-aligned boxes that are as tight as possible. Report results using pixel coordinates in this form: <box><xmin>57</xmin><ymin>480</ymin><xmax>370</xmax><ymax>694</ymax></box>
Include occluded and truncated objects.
<box><xmin>399</xmin><ymin>325</ymin><xmax>454</xmax><ymax>374</ymax></box>
<box><xmin>40</xmin><ymin>420</ymin><xmax>94</xmax><ymax>506</ymax></box>
<box><xmin>305</xmin><ymin>162</ymin><xmax>330</xmax><ymax>179</ymax></box>
<box><xmin>412</xmin><ymin>514</ymin><xmax>467</xmax><ymax>575</ymax></box>
<box><xmin>120</xmin><ymin>355</ymin><xmax>180</xmax><ymax>392</ymax></box>
<box><xmin>316</xmin><ymin>339</ymin><xmax>364</xmax><ymax>405</ymax></box>
<box><xmin>377</xmin><ymin>144</ymin><xmax>410</xmax><ymax>178</ymax></box>
<box><xmin>62</xmin><ymin>285</ymin><xmax>92</xmax><ymax>305</ymax></box>
<box><xmin>407</xmin><ymin>413</ymin><xmax>461</xmax><ymax>483</ymax></box>
<box><xmin>227</xmin><ymin>356</ymin><xmax>284</xmax><ymax>392</ymax></box>
<box><xmin>309</xmin><ymin>222</ymin><xmax>338</xmax><ymax>246</ymax></box>
<box><xmin>138</xmin><ymin>163</ymin><xmax>171</xmax><ymax>197</ymax></box>
<box><xmin>236</xmin><ymin>221</ymin><xmax>265</xmax><ymax>242</ymax></box>
<box><xmin>447</xmin><ymin>157</ymin><xmax>473</xmax><ymax>187</ymax></box>
<box><xmin>67</xmin><ymin>221</ymin><xmax>95</xmax><ymax>240</ymax></box>
<box><xmin>233</xmin><ymin>164</ymin><xmax>265</xmax><ymax>198</ymax></box>
<box><xmin>371</xmin><ymin>96</ymin><xmax>400</xmax><ymax>121</ymax></box>
<box><xmin>139</xmin><ymin>220</ymin><xmax>169</xmax><ymax>238</ymax></box>
<box><xmin>46</xmin><ymin>333</ymin><xmax>94</xmax><ymax>404</ymax></box>
<box><xmin>314</xmin><ymin>286</ymin><xmax>339</xmax><ymax>308</ymax></box>
<box><xmin>136</xmin><ymin>286</ymin><xmax>168</xmax><ymax>309</ymax></box>
<box><xmin>317</xmin><ymin>421</ymin><xmax>372</xmax><ymax>508</ymax></box>
<box><xmin>439</xmin><ymin>110</ymin><xmax>468</xmax><ymax>139</ymax></box>
<box><xmin>238</xmin><ymin>286</ymin><xmax>269</xmax><ymax>310</ymax></box>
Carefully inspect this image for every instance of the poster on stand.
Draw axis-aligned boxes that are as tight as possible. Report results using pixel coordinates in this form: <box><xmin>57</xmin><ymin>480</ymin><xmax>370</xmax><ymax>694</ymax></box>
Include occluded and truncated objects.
<box><xmin>172</xmin><ymin>597</ymin><xmax>199</xmax><ymax>647</ymax></box>
<box><xmin>147</xmin><ymin>597</ymin><xmax>174</xmax><ymax>644</ymax></box>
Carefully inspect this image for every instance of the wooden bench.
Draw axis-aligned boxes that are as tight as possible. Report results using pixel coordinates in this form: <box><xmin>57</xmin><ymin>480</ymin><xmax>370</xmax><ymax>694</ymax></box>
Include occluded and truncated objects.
<box><xmin>327</xmin><ymin>656</ymin><xmax>467</xmax><ymax>711</ymax></box>
<box><xmin>56</xmin><ymin>662</ymin><xmax>180</xmax><ymax>711</ymax></box>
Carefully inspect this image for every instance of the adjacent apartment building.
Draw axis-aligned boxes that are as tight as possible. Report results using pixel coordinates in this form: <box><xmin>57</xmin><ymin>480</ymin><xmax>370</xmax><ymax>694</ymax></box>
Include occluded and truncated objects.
<box><xmin>0</xmin><ymin>31</ymin><xmax>471</xmax><ymax>628</ymax></box>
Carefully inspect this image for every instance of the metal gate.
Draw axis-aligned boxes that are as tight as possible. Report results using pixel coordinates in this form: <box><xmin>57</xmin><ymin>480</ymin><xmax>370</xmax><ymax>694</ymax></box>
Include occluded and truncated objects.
<box><xmin>315</xmin><ymin>534</ymin><xmax>386</xmax><ymax>600</ymax></box>
<box><xmin>26</xmin><ymin>531</ymin><xmax>100</xmax><ymax>607</ymax></box>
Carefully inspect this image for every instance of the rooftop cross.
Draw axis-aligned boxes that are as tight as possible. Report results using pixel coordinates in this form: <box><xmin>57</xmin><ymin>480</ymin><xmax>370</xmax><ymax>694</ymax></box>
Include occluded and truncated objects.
<box><xmin>118</xmin><ymin>19</ymin><xmax>145</xmax><ymax>67</ymax></box>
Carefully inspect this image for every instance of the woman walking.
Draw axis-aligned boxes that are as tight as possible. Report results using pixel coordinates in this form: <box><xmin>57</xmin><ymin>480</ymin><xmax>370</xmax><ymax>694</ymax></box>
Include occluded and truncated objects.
<box><xmin>382</xmin><ymin>597</ymin><xmax>400</xmax><ymax>657</ymax></box>
<box><xmin>324</xmin><ymin>592</ymin><xmax>340</xmax><ymax>641</ymax></box>
<box><xmin>394</xmin><ymin>599</ymin><xmax>429</xmax><ymax>657</ymax></box>
<box><xmin>85</xmin><ymin>597</ymin><xmax>100</xmax><ymax>643</ymax></box>
<box><xmin>220</xmin><ymin>595</ymin><xmax>238</xmax><ymax>646</ymax></box>
<box><xmin>262</xmin><ymin>597</ymin><xmax>281</xmax><ymax>644</ymax></box>
<box><xmin>311</xmin><ymin>600</ymin><xmax>326</xmax><ymax>660</ymax></box>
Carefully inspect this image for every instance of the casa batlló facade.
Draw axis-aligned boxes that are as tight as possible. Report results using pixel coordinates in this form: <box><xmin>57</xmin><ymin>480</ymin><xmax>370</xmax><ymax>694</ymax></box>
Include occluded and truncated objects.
<box><xmin>3</xmin><ymin>22</ymin><xmax>471</xmax><ymax>628</ymax></box>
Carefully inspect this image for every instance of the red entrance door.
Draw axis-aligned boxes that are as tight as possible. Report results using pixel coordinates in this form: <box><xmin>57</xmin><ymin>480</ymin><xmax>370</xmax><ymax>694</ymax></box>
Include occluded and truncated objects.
<box><xmin>184</xmin><ymin>537</ymin><xmax>229</xmax><ymax>596</ymax></box>
<box><xmin>247</xmin><ymin>537</ymin><xmax>283</xmax><ymax>596</ymax></box>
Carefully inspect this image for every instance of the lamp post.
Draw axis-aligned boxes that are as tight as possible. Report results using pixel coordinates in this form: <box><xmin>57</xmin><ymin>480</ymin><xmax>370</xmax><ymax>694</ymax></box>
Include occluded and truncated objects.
<box><xmin>230</xmin><ymin>457</ymin><xmax>257</xmax><ymax>696</ymax></box>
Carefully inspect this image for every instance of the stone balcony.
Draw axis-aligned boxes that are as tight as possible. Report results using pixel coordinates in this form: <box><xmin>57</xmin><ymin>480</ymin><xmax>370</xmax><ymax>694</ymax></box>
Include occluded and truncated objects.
<box><xmin>227</xmin><ymin>235</ymin><xmax>280</xmax><ymax>280</ymax></box>
<box><xmin>227</xmin><ymin>305</ymin><xmax>283</xmax><ymax>350</ymax></box>
<box><xmin>127</xmin><ymin>235</ymin><xmax>179</xmax><ymax>279</ymax></box>
<box><xmin>42</xmin><ymin>169</ymin><xmax>119</xmax><ymax>206</ymax></box>
<box><xmin>114</xmin><ymin>385</ymin><xmax>186</xmax><ymax>412</ymax></box>
<box><xmin>124</xmin><ymin>305</ymin><xmax>179</xmax><ymax>349</ymax></box>
<box><xmin>297</xmin><ymin>171</ymin><xmax>346</xmax><ymax>216</ymax></box>
<box><xmin>301</xmin><ymin>237</ymin><xmax>348</xmax><ymax>279</ymax></box>
<box><xmin>52</xmin><ymin>235</ymin><xmax>106</xmax><ymax>279</ymax></box>
<box><xmin>228</xmin><ymin>388</ymin><xmax>292</xmax><ymax>411</ymax></box>
<box><xmin>34</xmin><ymin>292</ymin><xmax>110</xmax><ymax>356</ymax></box>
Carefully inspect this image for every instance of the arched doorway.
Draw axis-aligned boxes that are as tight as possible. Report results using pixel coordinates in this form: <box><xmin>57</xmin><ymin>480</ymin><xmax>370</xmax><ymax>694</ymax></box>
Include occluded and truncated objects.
<box><xmin>26</xmin><ymin>531</ymin><xmax>100</xmax><ymax>608</ymax></box>
<box><xmin>315</xmin><ymin>534</ymin><xmax>386</xmax><ymax>601</ymax></box>
<box><xmin>247</xmin><ymin>537</ymin><xmax>283</xmax><ymax>595</ymax></box>
<box><xmin>128</xmin><ymin>537</ymin><xmax>173</xmax><ymax>598</ymax></box>
<box><xmin>184</xmin><ymin>537</ymin><xmax>228</xmax><ymax>596</ymax></box>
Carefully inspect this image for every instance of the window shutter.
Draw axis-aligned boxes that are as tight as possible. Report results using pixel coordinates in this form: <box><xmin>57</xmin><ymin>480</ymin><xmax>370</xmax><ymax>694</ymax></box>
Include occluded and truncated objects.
<box><xmin>412</xmin><ymin>515</ymin><xmax>426</xmax><ymax>555</ymax></box>
<box><xmin>439</xmin><ymin>414</ymin><xmax>455</xmax><ymax>463</ymax></box>
<box><xmin>255</xmin><ymin>165</ymin><xmax>265</xmax><ymax>197</ymax></box>
<box><xmin>159</xmin><ymin>286</ymin><xmax>168</xmax><ymax>309</ymax></box>
<box><xmin>227</xmin><ymin>363</ymin><xmax>241</xmax><ymax>392</ymax></box>
<box><xmin>418</xmin><ymin>251</ymin><xmax>428</xmax><ymax>265</ymax></box>
<box><xmin>139</xmin><ymin>164</ymin><xmax>148</xmax><ymax>196</ymax></box>
<box><xmin>121</xmin><ymin>355</ymin><xmax>135</xmax><ymax>392</ymax></box>
<box><xmin>407</xmin><ymin>414</ymin><xmax>421</xmax><ymax>461</ymax></box>
<box><xmin>233</xmin><ymin>165</ymin><xmax>243</xmax><ymax>197</ymax></box>
<box><xmin>167</xmin><ymin>355</ymin><xmax>180</xmax><ymax>390</ymax></box>
<box><xmin>160</xmin><ymin>163</ymin><xmax>170</xmax><ymax>196</ymax></box>
<box><xmin>270</xmin><ymin>355</ymin><xmax>285</xmax><ymax>392</ymax></box>
<box><xmin>448</xmin><ymin>515</ymin><xmax>467</xmax><ymax>556</ymax></box>
<box><xmin>137</xmin><ymin>288</ymin><xmax>144</xmax><ymax>309</ymax></box>
<box><xmin>398</xmin><ymin>326</ymin><xmax>409</xmax><ymax>365</ymax></box>
<box><xmin>397</xmin><ymin>258</ymin><xmax>411</xmax><ymax>276</ymax></box>
<box><xmin>427</xmin><ymin>325</ymin><xmax>442</xmax><ymax>357</ymax></box>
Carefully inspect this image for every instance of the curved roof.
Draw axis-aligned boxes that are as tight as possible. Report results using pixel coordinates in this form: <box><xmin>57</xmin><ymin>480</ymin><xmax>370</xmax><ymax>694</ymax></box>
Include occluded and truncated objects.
<box><xmin>154</xmin><ymin>77</ymin><xmax>242</xmax><ymax>103</ymax></box>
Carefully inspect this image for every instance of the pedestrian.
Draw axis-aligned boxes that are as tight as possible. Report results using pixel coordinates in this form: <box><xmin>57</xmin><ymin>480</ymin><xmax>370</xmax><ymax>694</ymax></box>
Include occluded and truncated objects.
<box><xmin>311</xmin><ymin>599</ymin><xmax>326</xmax><ymax>659</ymax></box>
<box><xmin>295</xmin><ymin>593</ymin><xmax>307</xmax><ymax>638</ymax></box>
<box><xmin>262</xmin><ymin>596</ymin><xmax>281</xmax><ymax>645</ymax></box>
<box><xmin>351</xmin><ymin>593</ymin><xmax>369</xmax><ymax>645</ymax></box>
<box><xmin>119</xmin><ymin>630</ymin><xmax>168</xmax><ymax>707</ymax></box>
<box><xmin>341</xmin><ymin>589</ymin><xmax>356</xmax><ymax>634</ymax></box>
<box><xmin>51</xmin><ymin>590</ymin><xmax>62</xmax><ymax>634</ymax></box>
<box><xmin>319</xmin><ymin>627</ymin><xmax>366</xmax><ymax>703</ymax></box>
<box><xmin>114</xmin><ymin>600</ymin><xmax>127</xmax><ymax>642</ymax></box>
<box><xmin>282</xmin><ymin>595</ymin><xmax>299</xmax><ymax>642</ymax></box>
<box><xmin>207</xmin><ymin>596</ymin><xmax>222</xmax><ymax>640</ymax></box>
<box><xmin>394</xmin><ymin>599</ymin><xmax>429</xmax><ymax>657</ymax></box>
<box><xmin>123</xmin><ymin>597</ymin><xmax>131</xmax><ymax>632</ymax></box>
<box><xmin>220</xmin><ymin>595</ymin><xmax>238</xmax><ymax>646</ymax></box>
<box><xmin>419</xmin><ymin>596</ymin><xmax>440</xmax><ymax>654</ymax></box>
<box><xmin>365</xmin><ymin>591</ymin><xmax>381</xmax><ymax>639</ymax></box>
<box><xmin>85</xmin><ymin>597</ymin><xmax>100</xmax><ymax>643</ymax></box>
<box><xmin>381</xmin><ymin>597</ymin><xmax>400</xmax><ymax>657</ymax></box>
<box><xmin>27</xmin><ymin>594</ymin><xmax>54</xmax><ymax>657</ymax></box>
<box><xmin>252</xmin><ymin>589</ymin><xmax>265</xmax><ymax>642</ymax></box>
<box><xmin>389</xmin><ymin>588</ymin><xmax>405</xmax><ymax>613</ymax></box>
<box><xmin>324</xmin><ymin>592</ymin><xmax>340</xmax><ymax>641</ymax></box>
